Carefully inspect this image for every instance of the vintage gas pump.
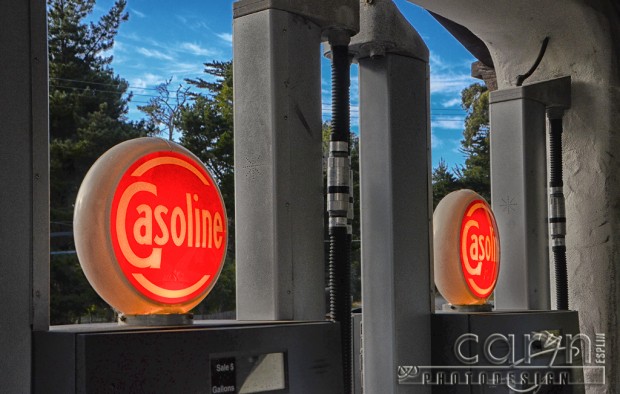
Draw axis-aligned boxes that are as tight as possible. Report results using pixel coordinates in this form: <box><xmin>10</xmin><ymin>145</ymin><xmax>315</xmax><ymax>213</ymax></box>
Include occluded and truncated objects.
<box><xmin>34</xmin><ymin>137</ymin><xmax>345</xmax><ymax>393</ymax></box>
<box><xmin>36</xmin><ymin>1</ymin><xmax>361</xmax><ymax>392</ymax></box>
<box><xmin>31</xmin><ymin>1</ymin><xmax>589</xmax><ymax>393</ymax></box>
<box><xmin>411</xmin><ymin>77</ymin><xmax>586</xmax><ymax>393</ymax></box>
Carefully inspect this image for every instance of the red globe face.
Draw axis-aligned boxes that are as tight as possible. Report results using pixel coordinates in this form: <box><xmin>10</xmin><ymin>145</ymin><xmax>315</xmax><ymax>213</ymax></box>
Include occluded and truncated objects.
<box><xmin>460</xmin><ymin>200</ymin><xmax>500</xmax><ymax>299</ymax></box>
<box><xmin>110</xmin><ymin>151</ymin><xmax>227</xmax><ymax>304</ymax></box>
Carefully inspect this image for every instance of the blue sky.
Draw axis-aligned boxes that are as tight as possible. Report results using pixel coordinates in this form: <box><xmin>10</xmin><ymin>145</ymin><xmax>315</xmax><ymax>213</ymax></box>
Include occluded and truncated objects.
<box><xmin>95</xmin><ymin>0</ymin><xmax>478</xmax><ymax>169</ymax></box>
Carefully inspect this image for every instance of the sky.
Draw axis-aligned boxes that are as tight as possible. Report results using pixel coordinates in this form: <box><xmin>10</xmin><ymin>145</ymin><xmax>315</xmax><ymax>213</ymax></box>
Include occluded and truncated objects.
<box><xmin>94</xmin><ymin>0</ymin><xmax>478</xmax><ymax>170</ymax></box>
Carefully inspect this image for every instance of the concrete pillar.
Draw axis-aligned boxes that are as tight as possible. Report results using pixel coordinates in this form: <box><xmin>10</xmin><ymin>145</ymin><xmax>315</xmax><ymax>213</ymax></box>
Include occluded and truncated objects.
<box><xmin>232</xmin><ymin>0</ymin><xmax>358</xmax><ymax>320</ymax></box>
<box><xmin>354</xmin><ymin>1</ymin><xmax>432</xmax><ymax>391</ymax></box>
<box><xmin>0</xmin><ymin>0</ymin><xmax>49</xmax><ymax>391</ymax></box>
<box><xmin>359</xmin><ymin>54</ymin><xmax>432</xmax><ymax>393</ymax></box>
<box><xmin>490</xmin><ymin>77</ymin><xmax>571</xmax><ymax>311</ymax></box>
<box><xmin>489</xmin><ymin>90</ymin><xmax>549</xmax><ymax>310</ymax></box>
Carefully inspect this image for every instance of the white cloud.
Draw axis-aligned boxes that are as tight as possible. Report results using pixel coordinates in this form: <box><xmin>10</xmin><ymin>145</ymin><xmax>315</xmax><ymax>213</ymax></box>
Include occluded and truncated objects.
<box><xmin>137</xmin><ymin>47</ymin><xmax>174</xmax><ymax>61</ymax></box>
<box><xmin>431</xmin><ymin>74</ymin><xmax>475</xmax><ymax>94</ymax></box>
<box><xmin>441</xmin><ymin>98</ymin><xmax>462</xmax><ymax>108</ymax></box>
<box><xmin>431</xmin><ymin>134</ymin><xmax>443</xmax><ymax>149</ymax></box>
<box><xmin>322</xmin><ymin>104</ymin><xmax>331</xmax><ymax>118</ymax></box>
<box><xmin>429</xmin><ymin>52</ymin><xmax>449</xmax><ymax>71</ymax></box>
<box><xmin>131</xmin><ymin>8</ymin><xmax>145</xmax><ymax>18</ymax></box>
<box><xmin>113</xmin><ymin>41</ymin><xmax>125</xmax><ymax>52</ymax></box>
<box><xmin>126</xmin><ymin>106</ymin><xmax>143</xmax><ymax>120</ymax></box>
<box><xmin>350</xmin><ymin>74</ymin><xmax>359</xmax><ymax>98</ymax></box>
<box><xmin>350</xmin><ymin>105</ymin><xmax>359</xmax><ymax>123</ymax></box>
<box><xmin>216</xmin><ymin>33</ymin><xmax>233</xmax><ymax>44</ymax></box>
<box><xmin>131</xmin><ymin>73</ymin><xmax>165</xmax><ymax>89</ymax></box>
<box><xmin>179</xmin><ymin>42</ymin><xmax>217</xmax><ymax>57</ymax></box>
<box><xmin>428</xmin><ymin>51</ymin><xmax>478</xmax><ymax>95</ymax></box>
<box><xmin>451</xmin><ymin>139</ymin><xmax>464</xmax><ymax>155</ymax></box>
<box><xmin>432</xmin><ymin>118</ymin><xmax>464</xmax><ymax>130</ymax></box>
<box><xmin>166</xmin><ymin>62</ymin><xmax>206</xmax><ymax>76</ymax></box>
<box><xmin>120</xmin><ymin>32</ymin><xmax>143</xmax><ymax>42</ymax></box>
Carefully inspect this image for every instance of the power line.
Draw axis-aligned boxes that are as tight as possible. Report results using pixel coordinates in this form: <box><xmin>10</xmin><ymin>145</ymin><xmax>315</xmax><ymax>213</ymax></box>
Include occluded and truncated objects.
<box><xmin>50</xmin><ymin>83</ymin><xmax>162</xmax><ymax>99</ymax></box>
<box><xmin>49</xmin><ymin>78</ymin><xmax>470</xmax><ymax>112</ymax></box>
<box><xmin>50</xmin><ymin>77</ymin><xmax>161</xmax><ymax>91</ymax></box>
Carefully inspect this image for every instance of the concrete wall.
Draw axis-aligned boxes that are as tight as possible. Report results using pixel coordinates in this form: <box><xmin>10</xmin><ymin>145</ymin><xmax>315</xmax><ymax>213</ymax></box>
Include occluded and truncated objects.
<box><xmin>0</xmin><ymin>0</ymin><xmax>49</xmax><ymax>391</ymax></box>
<box><xmin>409</xmin><ymin>0</ymin><xmax>619</xmax><ymax>391</ymax></box>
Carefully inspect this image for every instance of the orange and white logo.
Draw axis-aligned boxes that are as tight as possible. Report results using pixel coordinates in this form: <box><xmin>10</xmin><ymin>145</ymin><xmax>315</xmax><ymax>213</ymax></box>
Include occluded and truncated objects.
<box><xmin>459</xmin><ymin>200</ymin><xmax>499</xmax><ymax>299</ymax></box>
<box><xmin>110</xmin><ymin>151</ymin><xmax>227</xmax><ymax>304</ymax></box>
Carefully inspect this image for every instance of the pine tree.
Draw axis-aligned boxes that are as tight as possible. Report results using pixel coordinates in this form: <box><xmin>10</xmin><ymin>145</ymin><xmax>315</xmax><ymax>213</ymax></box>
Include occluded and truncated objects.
<box><xmin>457</xmin><ymin>83</ymin><xmax>490</xmax><ymax>201</ymax></box>
<box><xmin>181</xmin><ymin>61</ymin><xmax>234</xmax><ymax>215</ymax></box>
<box><xmin>179</xmin><ymin>61</ymin><xmax>236</xmax><ymax>314</ymax></box>
<box><xmin>431</xmin><ymin>83</ymin><xmax>490</xmax><ymax>208</ymax></box>
<box><xmin>48</xmin><ymin>0</ymin><xmax>130</xmax><ymax>140</ymax></box>
<box><xmin>432</xmin><ymin>159</ymin><xmax>461</xmax><ymax>208</ymax></box>
<box><xmin>48</xmin><ymin>0</ymin><xmax>150</xmax><ymax>223</ymax></box>
<box><xmin>48</xmin><ymin>0</ymin><xmax>152</xmax><ymax>324</ymax></box>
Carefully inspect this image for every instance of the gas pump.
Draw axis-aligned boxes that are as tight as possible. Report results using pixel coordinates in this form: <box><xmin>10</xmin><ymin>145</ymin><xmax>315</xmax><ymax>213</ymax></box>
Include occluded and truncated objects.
<box><xmin>35</xmin><ymin>1</ymin><xmax>359</xmax><ymax>393</ymax></box>
<box><xmin>33</xmin><ymin>1</ymin><xmax>588</xmax><ymax>393</ymax></box>
<box><xmin>412</xmin><ymin>77</ymin><xmax>584</xmax><ymax>393</ymax></box>
<box><xmin>34</xmin><ymin>137</ymin><xmax>345</xmax><ymax>393</ymax></box>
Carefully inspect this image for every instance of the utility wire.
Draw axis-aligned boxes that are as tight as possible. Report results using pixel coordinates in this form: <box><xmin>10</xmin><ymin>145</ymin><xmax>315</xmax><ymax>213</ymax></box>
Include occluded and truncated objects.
<box><xmin>50</xmin><ymin>83</ymin><xmax>160</xmax><ymax>98</ymax></box>
<box><xmin>50</xmin><ymin>78</ymin><xmax>471</xmax><ymax>112</ymax></box>
<box><xmin>51</xmin><ymin>83</ymin><xmax>469</xmax><ymax>116</ymax></box>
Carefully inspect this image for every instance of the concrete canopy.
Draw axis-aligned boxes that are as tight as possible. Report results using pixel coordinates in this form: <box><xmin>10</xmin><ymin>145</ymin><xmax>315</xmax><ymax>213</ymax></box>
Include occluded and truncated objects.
<box><xmin>409</xmin><ymin>0</ymin><xmax>619</xmax><ymax>88</ymax></box>
<box><xmin>408</xmin><ymin>0</ymin><xmax>620</xmax><ymax>391</ymax></box>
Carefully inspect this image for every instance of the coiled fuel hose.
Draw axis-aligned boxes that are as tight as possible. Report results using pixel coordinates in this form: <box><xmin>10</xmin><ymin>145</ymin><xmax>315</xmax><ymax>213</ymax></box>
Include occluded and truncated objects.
<box><xmin>548</xmin><ymin>108</ymin><xmax>568</xmax><ymax>310</ymax></box>
<box><xmin>326</xmin><ymin>35</ymin><xmax>353</xmax><ymax>391</ymax></box>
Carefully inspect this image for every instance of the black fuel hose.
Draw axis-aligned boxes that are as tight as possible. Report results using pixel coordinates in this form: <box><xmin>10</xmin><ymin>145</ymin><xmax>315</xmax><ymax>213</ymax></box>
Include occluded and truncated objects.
<box><xmin>327</xmin><ymin>42</ymin><xmax>353</xmax><ymax>391</ymax></box>
<box><xmin>548</xmin><ymin>112</ymin><xmax>569</xmax><ymax>310</ymax></box>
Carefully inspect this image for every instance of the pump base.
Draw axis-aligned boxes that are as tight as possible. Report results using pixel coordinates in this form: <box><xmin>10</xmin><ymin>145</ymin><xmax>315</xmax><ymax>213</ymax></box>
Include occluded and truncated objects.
<box><xmin>442</xmin><ymin>303</ymin><xmax>493</xmax><ymax>312</ymax></box>
<box><xmin>118</xmin><ymin>313</ymin><xmax>193</xmax><ymax>326</ymax></box>
<box><xmin>425</xmin><ymin>310</ymin><xmax>586</xmax><ymax>393</ymax></box>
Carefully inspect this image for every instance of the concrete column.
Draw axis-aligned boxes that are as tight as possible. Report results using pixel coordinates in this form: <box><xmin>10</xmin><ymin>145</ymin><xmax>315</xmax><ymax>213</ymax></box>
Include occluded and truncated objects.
<box><xmin>232</xmin><ymin>0</ymin><xmax>358</xmax><ymax>321</ymax></box>
<box><xmin>490</xmin><ymin>77</ymin><xmax>571</xmax><ymax>311</ymax></box>
<box><xmin>359</xmin><ymin>53</ymin><xmax>432</xmax><ymax>393</ymax></box>
<box><xmin>233</xmin><ymin>6</ymin><xmax>325</xmax><ymax>320</ymax></box>
<box><xmin>348</xmin><ymin>2</ymin><xmax>432</xmax><ymax>392</ymax></box>
<box><xmin>490</xmin><ymin>95</ymin><xmax>549</xmax><ymax>310</ymax></box>
<box><xmin>0</xmin><ymin>0</ymin><xmax>49</xmax><ymax>391</ymax></box>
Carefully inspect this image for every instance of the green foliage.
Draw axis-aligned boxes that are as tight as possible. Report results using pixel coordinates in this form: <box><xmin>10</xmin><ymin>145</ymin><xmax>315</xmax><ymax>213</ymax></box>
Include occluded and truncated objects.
<box><xmin>50</xmin><ymin>254</ymin><xmax>115</xmax><ymax>324</ymax></box>
<box><xmin>457</xmin><ymin>83</ymin><xmax>490</xmax><ymax>201</ymax></box>
<box><xmin>185</xmin><ymin>61</ymin><xmax>234</xmax><ymax>124</ymax></box>
<box><xmin>48</xmin><ymin>0</ymin><xmax>151</xmax><ymax>223</ymax></box>
<box><xmin>180</xmin><ymin>62</ymin><xmax>234</xmax><ymax>199</ymax></box>
<box><xmin>192</xmin><ymin>260</ymin><xmax>236</xmax><ymax>315</ymax></box>
<box><xmin>48</xmin><ymin>0</ymin><xmax>131</xmax><ymax>140</ymax></box>
<box><xmin>48</xmin><ymin>0</ymin><xmax>152</xmax><ymax>324</ymax></box>
<box><xmin>432</xmin><ymin>82</ymin><xmax>490</xmax><ymax>207</ymax></box>
<box><xmin>180</xmin><ymin>61</ymin><xmax>236</xmax><ymax>314</ymax></box>
<box><xmin>136</xmin><ymin>63</ymin><xmax>236</xmax><ymax>314</ymax></box>
<box><xmin>432</xmin><ymin>159</ymin><xmax>461</xmax><ymax>208</ymax></box>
